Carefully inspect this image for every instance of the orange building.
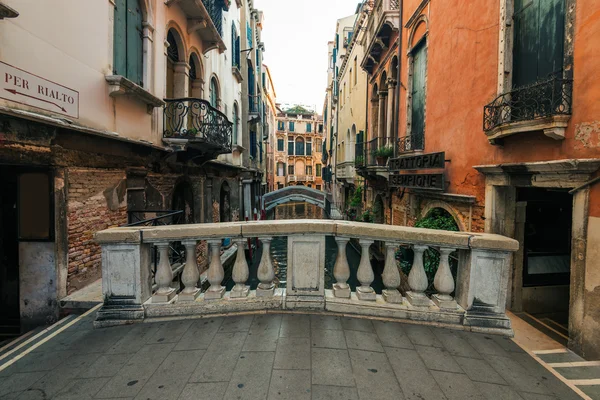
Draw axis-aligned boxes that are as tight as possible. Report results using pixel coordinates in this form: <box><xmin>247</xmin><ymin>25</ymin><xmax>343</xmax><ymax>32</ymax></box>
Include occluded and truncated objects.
<box><xmin>355</xmin><ymin>0</ymin><xmax>600</xmax><ymax>357</ymax></box>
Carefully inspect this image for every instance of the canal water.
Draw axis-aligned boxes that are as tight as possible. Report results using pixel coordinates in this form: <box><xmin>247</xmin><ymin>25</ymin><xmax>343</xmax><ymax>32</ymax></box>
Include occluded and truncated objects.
<box><xmin>224</xmin><ymin>201</ymin><xmax>384</xmax><ymax>293</ymax></box>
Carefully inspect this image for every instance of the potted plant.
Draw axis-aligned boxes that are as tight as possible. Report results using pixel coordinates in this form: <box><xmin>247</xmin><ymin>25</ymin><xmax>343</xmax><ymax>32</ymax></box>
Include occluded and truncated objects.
<box><xmin>374</xmin><ymin>146</ymin><xmax>393</xmax><ymax>166</ymax></box>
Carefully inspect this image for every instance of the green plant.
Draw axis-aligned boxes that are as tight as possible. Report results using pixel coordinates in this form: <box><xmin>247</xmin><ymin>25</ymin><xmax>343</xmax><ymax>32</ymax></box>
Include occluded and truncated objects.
<box><xmin>359</xmin><ymin>208</ymin><xmax>374</xmax><ymax>223</ymax></box>
<box><xmin>349</xmin><ymin>186</ymin><xmax>363</xmax><ymax>207</ymax></box>
<box><xmin>355</xmin><ymin>155</ymin><xmax>365</xmax><ymax>165</ymax></box>
<box><xmin>187</xmin><ymin>128</ymin><xmax>198</xmax><ymax>135</ymax></box>
<box><xmin>374</xmin><ymin>146</ymin><xmax>394</xmax><ymax>158</ymax></box>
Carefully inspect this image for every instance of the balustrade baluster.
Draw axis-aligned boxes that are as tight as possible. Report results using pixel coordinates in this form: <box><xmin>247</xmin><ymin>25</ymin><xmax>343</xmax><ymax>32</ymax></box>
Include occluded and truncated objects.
<box><xmin>432</xmin><ymin>248</ymin><xmax>458</xmax><ymax>310</ymax></box>
<box><xmin>205</xmin><ymin>239</ymin><xmax>225</xmax><ymax>300</ymax></box>
<box><xmin>256</xmin><ymin>237</ymin><xmax>275</xmax><ymax>297</ymax></box>
<box><xmin>356</xmin><ymin>239</ymin><xmax>376</xmax><ymax>301</ymax></box>
<box><xmin>333</xmin><ymin>237</ymin><xmax>351</xmax><ymax>298</ymax></box>
<box><xmin>382</xmin><ymin>242</ymin><xmax>402</xmax><ymax>303</ymax></box>
<box><xmin>230</xmin><ymin>239</ymin><xmax>250</xmax><ymax>298</ymax></box>
<box><xmin>153</xmin><ymin>243</ymin><xmax>176</xmax><ymax>303</ymax></box>
<box><xmin>406</xmin><ymin>245</ymin><xmax>431</xmax><ymax>307</ymax></box>
<box><xmin>179</xmin><ymin>240</ymin><xmax>200</xmax><ymax>301</ymax></box>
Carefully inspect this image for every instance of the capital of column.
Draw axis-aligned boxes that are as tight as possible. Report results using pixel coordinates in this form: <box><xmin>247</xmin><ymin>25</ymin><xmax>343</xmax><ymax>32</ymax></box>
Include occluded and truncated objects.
<box><xmin>378</xmin><ymin>90</ymin><xmax>388</xmax><ymax>98</ymax></box>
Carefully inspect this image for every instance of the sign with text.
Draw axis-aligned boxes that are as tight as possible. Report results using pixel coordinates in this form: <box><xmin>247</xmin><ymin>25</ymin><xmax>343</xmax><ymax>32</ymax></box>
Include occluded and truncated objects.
<box><xmin>389</xmin><ymin>173</ymin><xmax>445</xmax><ymax>191</ymax></box>
<box><xmin>389</xmin><ymin>151</ymin><xmax>445</xmax><ymax>171</ymax></box>
<box><xmin>0</xmin><ymin>61</ymin><xmax>79</xmax><ymax>118</ymax></box>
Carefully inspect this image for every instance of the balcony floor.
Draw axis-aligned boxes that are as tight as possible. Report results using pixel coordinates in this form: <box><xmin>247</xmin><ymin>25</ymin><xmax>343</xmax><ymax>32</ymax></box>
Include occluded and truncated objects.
<box><xmin>0</xmin><ymin>311</ymin><xmax>586</xmax><ymax>400</ymax></box>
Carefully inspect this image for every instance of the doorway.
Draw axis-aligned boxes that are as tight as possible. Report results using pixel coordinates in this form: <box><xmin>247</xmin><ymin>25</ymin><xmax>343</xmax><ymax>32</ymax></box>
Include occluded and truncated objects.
<box><xmin>516</xmin><ymin>187</ymin><xmax>572</xmax><ymax>340</ymax></box>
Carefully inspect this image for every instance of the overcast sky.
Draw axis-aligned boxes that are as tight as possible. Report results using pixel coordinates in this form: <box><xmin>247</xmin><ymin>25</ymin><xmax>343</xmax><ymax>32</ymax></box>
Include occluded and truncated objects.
<box><xmin>254</xmin><ymin>0</ymin><xmax>360</xmax><ymax>113</ymax></box>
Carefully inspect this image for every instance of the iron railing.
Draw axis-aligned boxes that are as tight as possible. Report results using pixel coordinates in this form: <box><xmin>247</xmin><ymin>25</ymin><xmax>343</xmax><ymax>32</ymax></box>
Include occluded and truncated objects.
<box><xmin>163</xmin><ymin>98</ymin><xmax>232</xmax><ymax>153</ymax></box>
<box><xmin>355</xmin><ymin>141</ymin><xmax>365</xmax><ymax>168</ymax></box>
<box><xmin>249</xmin><ymin>94</ymin><xmax>261</xmax><ymax>115</ymax></box>
<box><xmin>126</xmin><ymin>210</ymin><xmax>185</xmax><ymax>226</ymax></box>
<box><xmin>483</xmin><ymin>74</ymin><xmax>573</xmax><ymax>132</ymax></box>
<box><xmin>397</xmin><ymin>134</ymin><xmax>424</xmax><ymax>154</ymax></box>
<box><xmin>201</xmin><ymin>0</ymin><xmax>223</xmax><ymax>37</ymax></box>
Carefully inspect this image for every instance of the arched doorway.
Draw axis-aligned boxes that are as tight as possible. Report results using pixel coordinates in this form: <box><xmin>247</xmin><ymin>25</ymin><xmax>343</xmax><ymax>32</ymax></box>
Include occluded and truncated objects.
<box><xmin>220</xmin><ymin>181</ymin><xmax>231</xmax><ymax>223</ymax></box>
<box><xmin>373</xmin><ymin>194</ymin><xmax>385</xmax><ymax>224</ymax></box>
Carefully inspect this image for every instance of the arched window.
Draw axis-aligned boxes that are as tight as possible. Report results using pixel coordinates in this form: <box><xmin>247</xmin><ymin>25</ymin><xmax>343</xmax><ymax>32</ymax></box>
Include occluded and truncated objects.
<box><xmin>113</xmin><ymin>0</ymin><xmax>143</xmax><ymax>85</ymax></box>
<box><xmin>295</xmin><ymin>137</ymin><xmax>305</xmax><ymax>156</ymax></box>
<box><xmin>210</xmin><ymin>77</ymin><xmax>219</xmax><ymax>109</ymax></box>
<box><xmin>188</xmin><ymin>53</ymin><xmax>203</xmax><ymax>98</ymax></box>
<box><xmin>232</xmin><ymin>102</ymin><xmax>239</xmax><ymax>145</ymax></box>
<box><xmin>166</xmin><ymin>29</ymin><xmax>184</xmax><ymax>98</ymax></box>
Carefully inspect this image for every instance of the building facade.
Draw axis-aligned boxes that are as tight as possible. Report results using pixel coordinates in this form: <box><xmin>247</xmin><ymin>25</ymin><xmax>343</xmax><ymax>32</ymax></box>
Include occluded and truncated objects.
<box><xmin>325</xmin><ymin>0</ymin><xmax>600</xmax><ymax>358</ymax></box>
<box><xmin>0</xmin><ymin>0</ymin><xmax>271</xmax><ymax>333</ymax></box>
<box><xmin>274</xmin><ymin>109</ymin><xmax>324</xmax><ymax>191</ymax></box>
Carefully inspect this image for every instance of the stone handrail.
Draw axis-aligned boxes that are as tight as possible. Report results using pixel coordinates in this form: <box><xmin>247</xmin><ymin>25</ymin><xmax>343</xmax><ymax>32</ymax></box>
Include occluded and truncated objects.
<box><xmin>94</xmin><ymin>220</ymin><xmax>518</xmax><ymax>335</ymax></box>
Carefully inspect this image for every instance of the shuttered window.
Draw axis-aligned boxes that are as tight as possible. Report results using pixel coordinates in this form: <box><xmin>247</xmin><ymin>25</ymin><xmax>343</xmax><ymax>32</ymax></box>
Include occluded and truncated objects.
<box><xmin>289</xmin><ymin>121</ymin><xmax>295</xmax><ymax>132</ymax></box>
<box><xmin>306</xmin><ymin>140</ymin><xmax>312</xmax><ymax>156</ymax></box>
<box><xmin>113</xmin><ymin>0</ymin><xmax>143</xmax><ymax>86</ymax></box>
<box><xmin>250</xmin><ymin>131</ymin><xmax>257</xmax><ymax>157</ymax></box>
<box><xmin>513</xmin><ymin>0</ymin><xmax>565</xmax><ymax>88</ymax></box>
<box><xmin>410</xmin><ymin>40</ymin><xmax>427</xmax><ymax>144</ymax></box>
<box><xmin>277</xmin><ymin>138</ymin><xmax>284</xmax><ymax>151</ymax></box>
<box><xmin>295</xmin><ymin>138</ymin><xmax>305</xmax><ymax>156</ymax></box>
<box><xmin>306</xmin><ymin>123</ymin><xmax>312</xmax><ymax>133</ymax></box>
<box><xmin>316</xmin><ymin>164</ymin><xmax>322</xmax><ymax>177</ymax></box>
<box><xmin>288</xmin><ymin>140</ymin><xmax>294</xmax><ymax>155</ymax></box>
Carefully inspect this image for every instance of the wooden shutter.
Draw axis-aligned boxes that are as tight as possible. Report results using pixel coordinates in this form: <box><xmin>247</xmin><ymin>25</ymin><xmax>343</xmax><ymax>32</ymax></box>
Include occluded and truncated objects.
<box><xmin>410</xmin><ymin>40</ymin><xmax>427</xmax><ymax>142</ymax></box>
<box><xmin>113</xmin><ymin>0</ymin><xmax>127</xmax><ymax>75</ymax></box>
<box><xmin>126</xmin><ymin>0</ymin><xmax>143</xmax><ymax>85</ymax></box>
<box><xmin>513</xmin><ymin>0</ymin><xmax>565</xmax><ymax>88</ymax></box>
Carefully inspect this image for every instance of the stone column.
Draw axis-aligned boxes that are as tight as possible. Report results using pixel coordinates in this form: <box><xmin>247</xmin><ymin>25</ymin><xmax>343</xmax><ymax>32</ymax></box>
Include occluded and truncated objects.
<box><xmin>153</xmin><ymin>243</ymin><xmax>176</xmax><ymax>303</ymax></box>
<box><xmin>205</xmin><ymin>178</ymin><xmax>213</xmax><ymax>223</ymax></box>
<box><xmin>205</xmin><ymin>239</ymin><xmax>225</xmax><ymax>300</ymax></box>
<box><xmin>386</xmin><ymin>79</ymin><xmax>397</xmax><ymax>147</ymax></box>
<box><xmin>356</xmin><ymin>239</ymin><xmax>376</xmax><ymax>301</ymax></box>
<box><xmin>333</xmin><ymin>237</ymin><xmax>351</xmax><ymax>298</ymax></box>
<box><xmin>173</xmin><ymin>62</ymin><xmax>190</xmax><ymax>98</ymax></box>
<box><xmin>432</xmin><ymin>247</ymin><xmax>457</xmax><ymax>309</ymax></box>
<box><xmin>230</xmin><ymin>239</ymin><xmax>250</xmax><ymax>298</ymax></box>
<box><xmin>382</xmin><ymin>242</ymin><xmax>402</xmax><ymax>303</ymax></box>
<box><xmin>256</xmin><ymin>237</ymin><xmax>275</xmax><ymax>297</ymax></box>
<box><xmin>190</xmin><ymin>78</ymin><xmax>204</xmax><ymax>98</ymax></box>
<box><xmin>179</xmin><ymin>240</ymin><xmax>200</xmax><ymax>301</ymax></box>
<box><xmin>377</xmin><ymin>90</ymin><xmax>388</xmax><ymax>148</ymax></box>
<box><xmin>406</xmin><ymin>245</ymin><xmax>431</xmax><ymax>307</ymax></box>
<box><xmin>243</xmin><ymin>179</ymin><xmax>252</xmax><ymax>219</ymax></box>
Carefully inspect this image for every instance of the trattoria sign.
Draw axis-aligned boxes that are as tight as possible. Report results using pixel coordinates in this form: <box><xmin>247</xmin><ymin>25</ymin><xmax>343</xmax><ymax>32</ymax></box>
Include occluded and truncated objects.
<box><xmin>0</xmin><ymin>61</ymin><xmax>79</xmax><ymax>118</ymax></box>
<box><xmin>389</xmin><ymin>173</ymin><xmax>444</xmax><ymax>191</ymax></box>
<box><xmin>389</xmin><ymin>151</ymin><xmax>445</xmax><ymax>171</ymax></box>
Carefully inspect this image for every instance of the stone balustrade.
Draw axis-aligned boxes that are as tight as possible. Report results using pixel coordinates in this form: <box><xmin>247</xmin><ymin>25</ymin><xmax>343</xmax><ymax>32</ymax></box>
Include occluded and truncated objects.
<box><xmin>94</xmin><ymin>220</ymin><xmax>519</xmax><ymax>335</ymax></box>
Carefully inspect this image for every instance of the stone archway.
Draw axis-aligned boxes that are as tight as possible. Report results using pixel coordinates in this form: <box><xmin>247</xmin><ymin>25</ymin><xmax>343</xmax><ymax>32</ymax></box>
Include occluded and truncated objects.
<box><xmin>419</xmin><ymin>201</ymin><xmax>467</xmax><ymax>232</ymax></box>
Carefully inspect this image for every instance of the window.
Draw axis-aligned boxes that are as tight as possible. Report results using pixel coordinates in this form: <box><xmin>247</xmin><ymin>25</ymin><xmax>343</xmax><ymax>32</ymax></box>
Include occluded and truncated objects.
<box><xmin>278</xmin><ymin>121</ymin><xmax>285</xmax><ymax>131</ymax></box>
<box><xmin>306</xmin><ymin>139</ymin><xmax>312</xmax><ymax>156</ymax></box>
<box><xmin>250</xmin><ymin>131</ymin><xmax>257</xmax><ymax>158</ymax></box>
<box><xmin>210</xmin><ymin>78</ymin><xmax>219</xmax><ymax>109</ymax></box>
<box><xmin>318</xmin><ymin>124</ymin><xmax>323</xmax><ymax>133</ymax></box>
<box><xmin>513</xmin><ymin>0</ymin><xmax>565</xmax><ymax>88</ymax></box>
<box><xmin>18</xmin><ymin>172</ymin><xmax>52</xmax><ymax>240</ymax></box>
<box><xmin>288</xmin><ymin>139</ymin><xmax>294</xmax><ymax>155</ymax></box>
<box><xmin>306</xmin><ymin>123</ymin><xmax>312</xmax><ymax>133</ymax></box>
<box><xmin>410</xmin><ymin>39</ymin><xmax>427</xmax><ymax>144</ymax></box>
<box><xmin>278</xmin><ymin>183</ymin><xmax>284</xmax><ymax>189</ymax></box>
<box><xmin>316</xmin><ymin>164</ymin><xmax>322</xmax><ymax>177</ymax></box>
<box><xmin>277</xmin><ymin>138</ymin><xmax>284</xmax><ymax>151</ymax></box>
<box><xmin>316</xmin><ymin>185</ymin><xmax>321</xmax><ymax>190</ymax></box>
<box><xmin>289</xmin><ymin>121</ymin><xmax>295</xmax><ymax>132</ymax></box>
<box><xmin>315</xmin><ymin>139</ymin><xmax>322</xmax><ymax>149</ymax></box>
<box><xmin>232</xmin><ymin>103</ymin><xmax>239</xmax><ymax>145</ymax></box>
<box><xmin>113</xmin><ymin>0</ymin><xmax>143</xmax><ymax>85</ymax></box>
<box><xmin>231</xmin><ymin>24</ymin><xmax>240</xmax><ymax>69</ymax></box>
<box><xmin>277</xmin><ymin>162</ymin><xmax>285</xmax><ymax>176</ymax></box>
<box><xmin>295</xmin><ymin>137</ymin><xmax>305</xmax><ymax>156</ymax></box>
<box><xmin>288</xmin><ymin>165</ymin><xmax>294</xmax><ymax>175</ymax></box>
<box><xmin>306</xmin><ymin>165</ymin><xmax>313</xmax><ymax>175</ymax></box>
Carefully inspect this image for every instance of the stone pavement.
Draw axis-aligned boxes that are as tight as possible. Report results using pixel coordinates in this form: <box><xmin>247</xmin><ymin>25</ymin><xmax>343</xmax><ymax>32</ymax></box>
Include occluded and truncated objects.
<box><xmin>0</xmin><ymin>312</ymin><xmax>585</xmax><ymax>400</ymax></box>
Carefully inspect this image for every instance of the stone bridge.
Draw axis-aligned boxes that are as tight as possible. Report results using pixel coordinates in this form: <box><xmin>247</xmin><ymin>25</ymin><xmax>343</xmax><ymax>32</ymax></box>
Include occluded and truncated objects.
<box><xmin>262</xmin><ymin>186</ymin><xmax>329</xmax><ymax>211</ymax></box>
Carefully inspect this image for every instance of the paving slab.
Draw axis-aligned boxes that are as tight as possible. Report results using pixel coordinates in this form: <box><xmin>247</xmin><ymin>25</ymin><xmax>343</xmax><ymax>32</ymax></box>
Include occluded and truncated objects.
<box><xmin>274</xmin><ymin>337</ymin><xmax>310</xmax><ymax>370</ymax></box>
<box><xmin>416</xmin><ymin>344</ymin><xmax>464</xmax><ymax>373</ymax></box>
<box><xmin>474</xmin><ymin>381</ymin><xmax>525</xmax><ymax>400</ymax></box>
<box><xmin>268</xmin><ymin>369</ymin><xmax>311</xmax><ymax>400</ymax></box>
<box><xmin>454</xmin><ymin>356</ymin><xmax>507</xmax><ymax>385</ymax></box>
<box><xmin>311</xmin><ymin>329</ymin><xmax>347</xmax><ymax>349</ymax></box>
<box><xmin>311</xmin><ymin>385</ymin><xmax>359</xmax><ymax>400</ymax></box>
<box><xmin>279</xmin><ymin>315</ymin><xmax>310</xmax><ymax>338</ymax></box>
<box><xmin>224</xmin><ymin>351</ymin><xmax>274</xmax><ymax>400</ymax></box>
<box><xmin>372</xmin><ymin>320</ymin><xmax>414</xmax><ymax>349</ymax></box>
<box><xmin>310</xmin><ymin>315</ymin><xmax>342</xmax><ymax>330</ymax></box>
<box><xmin>174</xmin><ymin>318</ymin><xmax>223</xmax><ymax>351</ymax></box>
<box><xmin>486</xmin><ymin>355</ymin><xmax>551</xmax><ymax>395</ymax></box>
<box><xmin>344</xmin><ymin>330</ymin><xmax>383</xmax><ymax>352</ymax></box>
<box><xmin>219</xmin><ymin>315</ymin><xmax>254</xmax><ymax>332</ymax></box>
<box><xmin>433</xmin><ymin>328</ymin><xmax>482</xmax><ymax>359</ymax></box>
<box><xmin>179</xmin><ymin>382</ymin><xmax>228</xmax><ymax>400</ymax></box>
<box><xmin>349</xmin><ymin>349</ymin><xmax>403</xmax><ymax>400</ymax></box>
<box><xmin>311</xmin><ymin>348</ymin><xmax>355</xmax><ymax>387</ymax></box>
<box><xmin>536</xmin><ymin>351</ymin><xmax>584</xmax><ymax>364</ymax></box>
<box><xmin>53</xmin><ymin>377</ymin><xmax>111</xmax><ymax>400</ymax></box>
<box><xmin>431</xmin><ymin>370</ymin><xmax>485</xmax><ymax>400</ymax></box>
<box><xmin>340</xmin><ymin>317</ymin><xmax>374</xmax><ymax>332</ymax></box>
<box><xmin>188</xmin><ymin>332</ymin><xmax>246</xmax><ymax>383</ymax></box>
<box><xmin>404</xmin><ymin>324</ymin><xmax>444</xmax><ymax>347</ymax></box>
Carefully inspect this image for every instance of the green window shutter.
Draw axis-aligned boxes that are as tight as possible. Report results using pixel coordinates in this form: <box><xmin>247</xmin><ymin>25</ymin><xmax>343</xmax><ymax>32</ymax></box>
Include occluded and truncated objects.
<box><xmin>513</xmin><ymin>0</ymin><xmax>565</xmax><ymax>87</ymax></box>
<box><xmin>306</xmin><ymin>123</ymin><xmax>311</xmax><ymax>132</ymax></box>
<box><xmin>284</xmin><ymin>163</ymin><xmax>287</xmax><ymax>176</ymax></box>
<box><xmin>126</xmin><ymin>0</ymin><xmax>143</xmax><ymax>86</ymax></box>
<box><xmin>113</xmin><ymin>0</ymin><xmax>127</xmax><ymax>76</ymax></box>
<box><xmin>411</xmin><ymin>40</ymin><xmax>427</xmax><ymax>142</ymax></box>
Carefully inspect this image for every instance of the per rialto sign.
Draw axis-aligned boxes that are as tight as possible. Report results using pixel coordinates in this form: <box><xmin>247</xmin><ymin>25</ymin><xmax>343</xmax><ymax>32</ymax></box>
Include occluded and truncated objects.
<box><xmin>0</xmin><ymin>61</ymin><xmax>79</xmax><ymax>119</ymax></box>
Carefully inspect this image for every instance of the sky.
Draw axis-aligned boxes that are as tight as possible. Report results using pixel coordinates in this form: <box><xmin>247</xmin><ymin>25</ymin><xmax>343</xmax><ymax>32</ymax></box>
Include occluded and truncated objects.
<box><xmin>253</xmin><ymin>0</ymin><xmax>360</xmax><ymax>113</ymax></box>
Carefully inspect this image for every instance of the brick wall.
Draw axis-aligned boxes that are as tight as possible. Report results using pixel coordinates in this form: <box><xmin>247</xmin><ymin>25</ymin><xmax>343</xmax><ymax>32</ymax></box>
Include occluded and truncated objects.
<box><xmin>66</xmin><ymin>168</ymin><xmax>127</xmax><ymax>294</ymax></box>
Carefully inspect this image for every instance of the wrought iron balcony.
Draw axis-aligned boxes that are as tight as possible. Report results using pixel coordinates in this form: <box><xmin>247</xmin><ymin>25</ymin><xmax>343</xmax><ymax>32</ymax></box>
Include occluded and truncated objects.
<box><xmin>163</xmin><ymin>98</ymin><xmax>232</xmax><ymax>155</ymax></box>
<box><xmin>483</xmin><ymin>74</ymin><xmax>573</xmax><ymax>140</ymax></box>
<box><xmin>397</xmin><ymin>134</ymin><xmax>424</xmax><ymax>154</ymax></box>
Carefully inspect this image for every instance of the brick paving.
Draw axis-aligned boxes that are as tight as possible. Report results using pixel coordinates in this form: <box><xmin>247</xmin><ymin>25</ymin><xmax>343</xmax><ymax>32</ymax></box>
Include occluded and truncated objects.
<box><xmin>0</xmin><ymin>312</ymin><xmax>583</xmax><ymax>399</ymax></box>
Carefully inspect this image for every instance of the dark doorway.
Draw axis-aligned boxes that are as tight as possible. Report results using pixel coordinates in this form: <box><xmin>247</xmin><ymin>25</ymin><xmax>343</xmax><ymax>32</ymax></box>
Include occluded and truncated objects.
<box><xmin>0</xmin><ymin>167</ymin><xmax>20</xmax><ymax>339</ymax></box>
<box><xmin>220</xmin><ymin>181</ymin><xmax>231</xmax><ymax>223</ymax></box>
<box><xmin>517</xmin><ymin>187</ymin><xmax>572</xmax><ymax>337</ymax></box>
<box><xmin>172</xmin><ymin>181</ymin><xmax>194</xmax><ymax>224</ymax></box>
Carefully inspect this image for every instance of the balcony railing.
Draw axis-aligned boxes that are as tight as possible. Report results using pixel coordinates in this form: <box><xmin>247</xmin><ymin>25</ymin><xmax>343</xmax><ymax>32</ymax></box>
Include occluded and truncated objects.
<box><xmin>287</xmin><ymin>175</ymin><xmax>315</xmax><ymax>183</ymax></box>
<box><xmin>163</xmin><ymin>98</ymin><xmax>232</xmax><ymax>154</ymax></box>
<box><xmin>336</xmin><ymin>161</ymin><xmax>356</xmax><ymax>180</ymax></box>
<box><xmin>397</xmin><ymin>134</ymin><xmax>424</xmax><ymax>154</ymax></box>
<box><xmin>483</xmin><ymin>74</ymin><xmax>573</xmax><ymax>132</ymax></box>
<box><xmin>201</xmin><ymin>0</ymin><xmax>223</xmax><ymax>37</ymax></box>
<box><xmin>95</xmin><ymin>220</ymin><xmax>518</xmax><ymax>335</ymax></box>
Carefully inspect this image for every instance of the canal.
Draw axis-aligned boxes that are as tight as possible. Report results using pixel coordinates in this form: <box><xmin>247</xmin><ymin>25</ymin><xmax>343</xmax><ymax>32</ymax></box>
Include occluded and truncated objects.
<box><xmin>224</xmin><ymin>201</ymin><xmax>384</xmax><ymax>293</ymax></box>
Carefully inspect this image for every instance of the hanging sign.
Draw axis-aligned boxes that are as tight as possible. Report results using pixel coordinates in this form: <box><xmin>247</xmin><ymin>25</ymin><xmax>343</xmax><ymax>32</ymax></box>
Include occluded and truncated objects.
<box><xmin>389</xmin><ymin>151</ymin><xmax>445</xmax><ymax>171</ymax></box>
<box><xmin>0</xmin><ymin>61</ymin><xmax>79</xmax><ymax>119</ymax></box>
<box><xmin>389</xmin><ymin>173</ymin><xmax>444</xmax><ymax>191</ymax></box>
